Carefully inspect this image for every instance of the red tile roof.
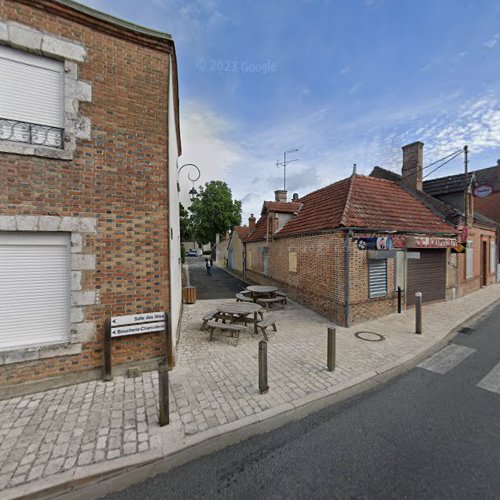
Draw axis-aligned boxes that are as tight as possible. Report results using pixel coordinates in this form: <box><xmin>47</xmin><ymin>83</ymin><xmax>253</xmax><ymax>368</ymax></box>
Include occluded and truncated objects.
<box><xmin>263</xmin><ymin>201</ymin><xmax>302</xmax><ymax>214</ymax></box>
<box><xmin>245</xmin><ymin>215</ymin><xmax>269</xmax><ymax>242</ymax></box>
<box><xmin>234</xmin><ymin>225</ymin><xmax>251</xmax><ymax>239</ymax></box>
<box><xmin>275</xmin><ymin>175</ymin><xmax>455</xmax><ymax>238</ymax></box>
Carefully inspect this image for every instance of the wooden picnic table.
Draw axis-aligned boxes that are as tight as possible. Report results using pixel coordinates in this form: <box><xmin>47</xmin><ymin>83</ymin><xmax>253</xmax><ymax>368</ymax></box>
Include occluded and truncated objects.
<box><xmin>216</xmin><ymin>302</ymin><xmax>263</xmax><ymax>335</ymax></box>
<box><xmin>246</xmin><ymin>285</ymin><xmax>278</xmax><ymax>302</ymax></box>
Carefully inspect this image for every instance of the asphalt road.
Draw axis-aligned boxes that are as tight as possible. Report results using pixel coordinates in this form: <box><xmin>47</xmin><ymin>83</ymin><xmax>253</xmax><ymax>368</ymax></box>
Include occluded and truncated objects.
<box><xmin>105</xmin><ymin>304</ymin><xmax>500</xmax><ymax>500</ymax></box>
<box><xmin>186</xmin><ymin>256</ymin><xmax>248</xmax><ymax>299</ymax></box>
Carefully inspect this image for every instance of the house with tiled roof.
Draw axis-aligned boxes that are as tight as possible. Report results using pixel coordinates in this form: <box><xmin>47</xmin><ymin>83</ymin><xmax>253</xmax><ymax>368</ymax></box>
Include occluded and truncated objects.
<box><xmin>226</xmin><ymin>216</ymin><xmax>255</xmax><ymax>276</ymax></box>
<box><xmin>244</xmin><ymin>165</ymin><xmax>469</xmax><ymax>327</ymax></box>
<box><xmin>371</xmin><ymin>142</ymin><xmax>498</xmax><ymax>296</ymax></box>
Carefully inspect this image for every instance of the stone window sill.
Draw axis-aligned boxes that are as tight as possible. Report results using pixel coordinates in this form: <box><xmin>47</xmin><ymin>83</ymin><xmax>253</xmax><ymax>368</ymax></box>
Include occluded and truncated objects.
<box><xmin>0</xmin><ymin>139</ymin><xmax>74</xmax><ymax>160</ymax></box>
<box><xmin>0</xmin><ymin>341</ymin><xmax>82</xmax><ymax>366</ymax></box>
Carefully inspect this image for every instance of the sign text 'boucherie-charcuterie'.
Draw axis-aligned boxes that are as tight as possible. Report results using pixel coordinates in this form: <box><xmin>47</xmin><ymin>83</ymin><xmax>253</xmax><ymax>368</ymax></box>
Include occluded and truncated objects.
<box><xmin>405</xmin><ymin>236</ymin><xmax>457</xmax><ymax>248</ymax></box>
<box><xmin>110</xmin><ymin>311</ymin><xmax>166</xmax><ymax>338</ymax></box>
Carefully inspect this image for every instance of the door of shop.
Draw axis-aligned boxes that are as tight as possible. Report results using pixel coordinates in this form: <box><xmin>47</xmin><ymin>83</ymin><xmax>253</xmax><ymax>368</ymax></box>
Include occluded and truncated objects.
<box><xmin>406</xmin><ymin>249</ymin><xmax>446</xmax><ymax>306</ymax></box>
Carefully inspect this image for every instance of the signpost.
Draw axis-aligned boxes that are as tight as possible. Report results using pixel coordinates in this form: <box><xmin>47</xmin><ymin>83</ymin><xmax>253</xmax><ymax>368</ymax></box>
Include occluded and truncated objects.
<box><xmin>104</xmin><ymin>310</ymin><xmax>168</xmax><ymax>381</ymax></box>
<box><xmin>473</xmin><ymin>184</ymin><xmax>493</xmax><ymax>198</ymax></box>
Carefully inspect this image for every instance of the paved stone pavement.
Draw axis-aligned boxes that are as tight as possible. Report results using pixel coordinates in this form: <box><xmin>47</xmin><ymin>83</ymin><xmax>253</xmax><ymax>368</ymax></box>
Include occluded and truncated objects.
<box><xmin>0</xmin><ymin>281</ymin><xmax>499</xmax><ymax>498</ymax></box>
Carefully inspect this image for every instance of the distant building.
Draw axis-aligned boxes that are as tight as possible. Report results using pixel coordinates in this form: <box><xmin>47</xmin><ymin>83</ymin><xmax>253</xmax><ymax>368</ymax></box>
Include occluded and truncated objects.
<box><xmin>0</xmin><ymin>0</ymin><xmax>182</xmax><ymax>393</ymax></box>
<box><xmin>371</xmin><ymin>142</ymin><xmax>498</xmax><ymax>294</ymax></box>
<box><xmin>227</xmin><ymin>215</ymin><xmax>255</xmax><ymax>276</ymax></box>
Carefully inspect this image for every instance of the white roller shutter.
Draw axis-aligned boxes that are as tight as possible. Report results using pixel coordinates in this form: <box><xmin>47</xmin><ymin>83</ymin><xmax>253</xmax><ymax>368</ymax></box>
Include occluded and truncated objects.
<box><xmin>0</xmin><ymin>232</ymin><xmax>70</xmax><ymax>350</ymax></box>
<box><xmin>369</xmin><ymin>259</ymin><xmax>388</xmax><ymax>298</ymax></box>
<box><xmin>0</xmin><ymin>45</ymin><xmax>64</xmax><ymax>127</ymax></box>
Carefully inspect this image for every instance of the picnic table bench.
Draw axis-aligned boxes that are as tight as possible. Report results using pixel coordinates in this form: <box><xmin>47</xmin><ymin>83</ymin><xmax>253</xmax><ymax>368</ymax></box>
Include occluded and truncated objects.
<box><xmin>256</xmin><ymin>296</ymin><xmax>286</xmax><ymax>311</ymax></box>
<box><xmin>206</xmin><ymin>321</ymin><xmax>246</xmax><ymax>345</ymax></box>
<box><xmin>256</xmin><ymin>314</ymin><xmax>278</xmax><ymax>341</ymax></box>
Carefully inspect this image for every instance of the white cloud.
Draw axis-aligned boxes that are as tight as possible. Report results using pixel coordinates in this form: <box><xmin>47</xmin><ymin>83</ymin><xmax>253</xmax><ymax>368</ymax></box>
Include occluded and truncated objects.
<box><xmin>483</xmin><ymin>32</ymin><xmax>500</xmax><ymax>49</ymax></box>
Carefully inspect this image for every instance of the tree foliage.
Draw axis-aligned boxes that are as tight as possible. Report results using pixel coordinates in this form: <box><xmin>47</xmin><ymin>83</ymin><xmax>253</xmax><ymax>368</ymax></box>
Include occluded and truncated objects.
<box><xmin>179</xmin><ymin>203</ymin><xmax>193</xmax><ymax>242</ymax></box>
<box><xmin>189</xmin><ymin>181</ymin><xmax>242</xmax><ymax>245</ymax></box>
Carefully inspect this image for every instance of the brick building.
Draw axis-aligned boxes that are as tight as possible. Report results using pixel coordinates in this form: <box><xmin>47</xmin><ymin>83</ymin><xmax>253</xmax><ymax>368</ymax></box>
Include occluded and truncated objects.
<box><xmin>372</xmin><ymin>142</ymin><xmax>498</xmax><ymax>295</ymax></box>
<box><xmin>0</xmin><ymin>0</ymin><xmax>183</xmax><ymax>394</ymax></box>
<box><xmin>244</xmin><ymin>174</ymin><xmax>463</xmax><ymax>327</ymax></box>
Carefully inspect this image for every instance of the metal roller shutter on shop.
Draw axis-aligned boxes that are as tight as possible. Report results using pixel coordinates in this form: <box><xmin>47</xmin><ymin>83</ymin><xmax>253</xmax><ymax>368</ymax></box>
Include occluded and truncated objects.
<box><xmin>406</xmin><ymin>249</ymin><xmax>446</xmax><ymax>306</ymax></box>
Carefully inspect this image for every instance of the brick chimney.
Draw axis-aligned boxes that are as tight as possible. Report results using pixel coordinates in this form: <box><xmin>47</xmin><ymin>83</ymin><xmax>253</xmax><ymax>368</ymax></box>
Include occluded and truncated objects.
<box><xmin>402</xmin><ymin>141</ymin><xmax>424</xmax><ymax>191</ymax></box>
<box><xmin>274</xmin><ymin>189</ymin><xmax>287</xmax><ymax>202</ymax></box>
<box><xmin>248</xmin><ymin>214</ymin><xmax>256</xmax><ymax>230</ymax></box>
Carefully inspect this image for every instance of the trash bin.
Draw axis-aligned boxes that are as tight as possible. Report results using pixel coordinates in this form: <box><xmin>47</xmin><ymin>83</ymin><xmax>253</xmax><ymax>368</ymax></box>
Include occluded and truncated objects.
<box><xmin>183</xmin><ymin>286</ymin><xmax>196</xmax><ymax>304</ymax></box>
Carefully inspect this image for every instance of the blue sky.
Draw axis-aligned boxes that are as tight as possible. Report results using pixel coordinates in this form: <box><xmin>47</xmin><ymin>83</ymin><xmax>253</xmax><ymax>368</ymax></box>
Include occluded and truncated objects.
<box><xmin>80</xmin><ymin>0</ymin><xmax>500</xmax><ymax>220</ymax></box>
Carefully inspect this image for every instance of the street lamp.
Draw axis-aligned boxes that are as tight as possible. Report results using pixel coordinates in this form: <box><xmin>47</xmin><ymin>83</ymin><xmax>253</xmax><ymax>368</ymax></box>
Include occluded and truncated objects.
<box><xmin>178</xmin><ymin>163</ymin><xmax>201</xmax><ymax>201</ymax></box>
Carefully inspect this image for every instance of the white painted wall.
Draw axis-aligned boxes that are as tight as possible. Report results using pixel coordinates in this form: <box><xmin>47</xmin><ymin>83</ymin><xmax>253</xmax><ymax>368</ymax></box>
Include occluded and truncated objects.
<box><xmin>168</xmin><ymin>56</ymin><xmax>182</xmax><ymax>357</ymax></box>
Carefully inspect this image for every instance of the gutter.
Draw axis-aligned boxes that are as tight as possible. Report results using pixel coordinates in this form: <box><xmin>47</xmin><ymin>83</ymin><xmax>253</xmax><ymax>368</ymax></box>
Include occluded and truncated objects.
<box><xmin>344</xmin><ymin>230</ymin><xmax>352</xmax><ymax>327</ymax></box>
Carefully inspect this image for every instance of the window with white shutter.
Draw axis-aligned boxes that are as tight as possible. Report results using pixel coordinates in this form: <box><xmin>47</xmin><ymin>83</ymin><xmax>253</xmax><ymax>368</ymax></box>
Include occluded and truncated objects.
<box><xmin>369</xmin><ymin>259</ymin><xmax>388</xmax><ymax>298</ymax></box>
<box><xmin>0</xmin><ymin>45</ymin><xmax>64</xmax><ymax>148</ymax></box>
<box><xmin>490</xmin><ymin>240</ymin><xmax>496</xmax><ymax>274</ymax></box>
<box><xmin>0</xmin><ymin>232</ymin><xmax>70</xmax><ymax>350</ymax></box>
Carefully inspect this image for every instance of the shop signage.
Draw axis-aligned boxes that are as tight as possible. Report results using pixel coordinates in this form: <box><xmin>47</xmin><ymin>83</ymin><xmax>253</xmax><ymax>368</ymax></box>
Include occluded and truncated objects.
<box><xmin>473</xmin><ymin>184</ymin><xmax>493</xmax><ymax>198</ymax></box>
<box><xmin>357</xmin><ymin>237</ymin><xmax>393</xmax><ymax>250</ymax></box>
<box><xmin>407</xmin><ymin>252</ymin><xmax>420</xmax><ymax>259</ymax></box>
<box><xmin>110</xmin><ymin>311</ymin><xmax>166</xmax><ymax>338</ymax></box>
<box><xmin>405</xmin><ymin>236</ymin><xmax>457</xmax><ymax>248</ymax></box>
<box><xmin>458</xmin><ymin>226</ymin><xmax>468</xmax><ymax>244</ymax></box>
<box><xmin>111</xmin><ymin>321</ymin><xmax>166</xmax><ymax>338</ymax></box>
<box><xmin>367</xmin><ymin>250</ymin><xmax>395</xmax><ymax>259</ymax></box>
<box><xmin>452</xmin><ymin>244</ymin><xmax>465</xmax><ymax>254</ymax></box>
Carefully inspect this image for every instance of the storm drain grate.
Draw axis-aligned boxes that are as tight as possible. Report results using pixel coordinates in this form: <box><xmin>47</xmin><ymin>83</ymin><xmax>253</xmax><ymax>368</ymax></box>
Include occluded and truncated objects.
<box><xmin>354</xmin><ymin>331</ymin><xmax>385</xmax><ymax>342</ymax></box>
<box><xmin>458</xmin><ymin>327</ymin><xmax>474</xmax><ymax>335</ymax></box>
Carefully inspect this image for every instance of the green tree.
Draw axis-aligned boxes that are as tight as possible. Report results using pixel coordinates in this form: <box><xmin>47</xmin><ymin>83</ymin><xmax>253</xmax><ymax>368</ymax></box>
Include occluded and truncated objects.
<box><xmin>189</xmin><ymin>181</ymin><xmax>242</xmax><ymax>245</ymax></box>
<box><xmin>179</xmin><ymin>203</ymin><xmax>193</xmax><ymax>242</ymax></box>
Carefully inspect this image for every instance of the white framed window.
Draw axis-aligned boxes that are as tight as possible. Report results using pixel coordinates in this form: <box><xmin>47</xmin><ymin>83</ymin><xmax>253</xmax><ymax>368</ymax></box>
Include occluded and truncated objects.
<box><xmin>0</xmin><ymin>232</ymin><xmax>70</xmax><ymax>350</ymax></box>
<box><xmin>369</xmin><ymin>259</ymin><xmax>388</xmax><ymax>298</ymax></box>
<box><xmin>466</xmin><ymin>240</ymin><xmax>474</xmax><ymax>279</ymax></box>
<box><xmin>0</xmin><ymin>45</ymin><xmax>64</xmax><ymax>148</ymax></box>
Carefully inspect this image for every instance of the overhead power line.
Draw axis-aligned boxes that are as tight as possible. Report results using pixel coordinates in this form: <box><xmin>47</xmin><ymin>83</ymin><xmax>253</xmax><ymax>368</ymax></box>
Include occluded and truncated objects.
<box><xmin>398</xmin><ymin>148</ymin><xmax>463</xmax><ymax>183</ymax></box>
<box><xmin>422</xmin><ymin>150</ymin><xmax>463</xmax><ymax>179</ymax></box>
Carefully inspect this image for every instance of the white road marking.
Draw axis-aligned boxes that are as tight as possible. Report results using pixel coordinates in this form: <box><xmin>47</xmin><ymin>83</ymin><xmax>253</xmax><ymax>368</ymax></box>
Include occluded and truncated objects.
<box><xmin>418</xmin><ymin>344</ymin><xmax>476</xmax><ymax>374</ymax></box>
<box><xmin>477</xmin><ymin>362</ymin><xmax>500</xmax><ymax>395</ymax></box>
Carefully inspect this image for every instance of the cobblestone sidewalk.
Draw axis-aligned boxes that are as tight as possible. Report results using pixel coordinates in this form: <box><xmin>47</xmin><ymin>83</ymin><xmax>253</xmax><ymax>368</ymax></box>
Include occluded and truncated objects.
<box><xmin>0</xmin><ymin>284</ymin><xmax>499</xmax><ymax>498</ymax></box>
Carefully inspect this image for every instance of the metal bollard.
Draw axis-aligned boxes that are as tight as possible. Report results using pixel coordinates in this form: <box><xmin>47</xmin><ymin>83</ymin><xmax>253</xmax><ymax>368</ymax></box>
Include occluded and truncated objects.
<box><xmin>415</xmin><ymin>292</ymin><xmax>423</xmax><ymax>334</ymax></box>
<box><xmin>258</xmin><ymin>341</ymin><xmax>269</xmax><ymax>393</ymax></box>
<box><xmin>158</xmin><ymin>361</ymin><xmax>170</xmax><ymax>426</ymax></box>
<box><xmin>397</xmin><ymin>286</ymin><xmax>402</xmax><ymax>314</ymax></box>
<box><xmin>327</xmin><ymin>327</ymin><xmax>336</xmax><ymax>371</ymax></box>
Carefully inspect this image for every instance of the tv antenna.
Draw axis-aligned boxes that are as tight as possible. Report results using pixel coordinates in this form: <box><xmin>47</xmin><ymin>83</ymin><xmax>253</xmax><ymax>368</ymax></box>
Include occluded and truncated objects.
<box><xmin>276</xmin><ymin>148</ymin><xmax>299</xmax><ymax>191</ymax></box>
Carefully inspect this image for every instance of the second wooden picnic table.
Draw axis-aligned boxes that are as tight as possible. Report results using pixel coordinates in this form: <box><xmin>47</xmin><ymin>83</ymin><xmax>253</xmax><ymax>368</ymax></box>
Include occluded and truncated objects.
<box><xmin>246</xmin><ymin>285</ymin><xmax>278</xmax><ymax>302</ymax></box>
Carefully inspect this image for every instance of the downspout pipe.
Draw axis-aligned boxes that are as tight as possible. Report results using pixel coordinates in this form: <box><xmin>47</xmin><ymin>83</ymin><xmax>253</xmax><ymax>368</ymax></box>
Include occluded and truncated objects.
<box><xmin>344</xmin><ymin>230</ymin><xmax>352</xmax><ymax>327</ymax></box>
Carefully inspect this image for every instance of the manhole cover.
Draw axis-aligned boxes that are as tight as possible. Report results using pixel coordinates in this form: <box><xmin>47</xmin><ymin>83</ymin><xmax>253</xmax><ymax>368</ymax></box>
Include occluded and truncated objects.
<box><xmin>354</xmin><ymin>331</ymin><xmax>385</xmax><ymax>342</ymax></box>
<box><xmin>458</xmin><ymin>327</ymin><xmax>474</xmax><ymax>335</ymax></box>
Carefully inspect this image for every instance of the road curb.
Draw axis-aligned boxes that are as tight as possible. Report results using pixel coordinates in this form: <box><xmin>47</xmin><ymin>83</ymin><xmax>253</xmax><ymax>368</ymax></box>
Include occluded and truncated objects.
<box><xmin>4</xmin><ymin>296</ymin><xmax>500</xmax><ymax>499</ymax></box>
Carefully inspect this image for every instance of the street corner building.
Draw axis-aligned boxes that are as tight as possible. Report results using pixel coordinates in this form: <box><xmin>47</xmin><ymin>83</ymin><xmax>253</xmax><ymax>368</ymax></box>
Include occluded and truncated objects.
<box><xmin>243</xmin><ymin>143</ymin><xmax>497</xmax><ymax>327</ymax></box>
<box><xmin>0</xmin><ymin>0</ymin><xmax>183</xmax><ymax>396</ymax></box>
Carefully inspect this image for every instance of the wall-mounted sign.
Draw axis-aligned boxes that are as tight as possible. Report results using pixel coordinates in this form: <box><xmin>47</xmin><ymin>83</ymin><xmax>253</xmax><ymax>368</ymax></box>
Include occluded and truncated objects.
<box><xmin>458</xmin><ymin>226</ymin><xmax>468</xmax><ymax>244</ymax></box>
<box><xmin>357</xmin><ymin>237</ymin><xmax>393</xmax><ymax>250</ymax></box>
<box><xmin>111</xmin><ymin>321</ymin><xmax>166</xmax><ymax>338</ymax></box>
<box><xmin>405</xmin><ymin>236</ymin><xmax>457</xmax><ymax>248</ymax></box>
<box><xmin>111</xmin><ymin>311</ymin><xmax>165</xmax><ymax>327</ymax></box>
<box><xmin>473</xmin><ymin>184</ymin><xmax>494</xmax><ymax>198</ymax></box>
<box><xmin>451</xmin><ymin>244</ymin><xmax>465</xmax><ymax>254</ymax></box>
<box><xmin>407</xmin><ymin>252</ymin><xmax>420</xmax><ymax>259</ymax></box>
<box><xmin>367</xmin><ymin>250</ymin><xmax>395</xmax><ymax>259</ymax></box>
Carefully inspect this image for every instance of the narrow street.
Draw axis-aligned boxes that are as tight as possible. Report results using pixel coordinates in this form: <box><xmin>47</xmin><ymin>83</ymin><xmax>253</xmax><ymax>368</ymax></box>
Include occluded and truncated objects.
<box><xmin>186</xmin><ymin>256</ymin><xmax>248</xmax><ymax>299</ymax></box>
<box><xmin>105</xmin><ymin>304</ymin><xmax>500</xmax><ymax>499</ymax></box>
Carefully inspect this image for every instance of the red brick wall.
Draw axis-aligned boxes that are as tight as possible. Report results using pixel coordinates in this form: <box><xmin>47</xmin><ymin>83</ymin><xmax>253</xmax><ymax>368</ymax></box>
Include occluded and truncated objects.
<box><xmin>0</xmin><ymin>2</ymin><xmax>171</xmax><ymax>386</ymax></box>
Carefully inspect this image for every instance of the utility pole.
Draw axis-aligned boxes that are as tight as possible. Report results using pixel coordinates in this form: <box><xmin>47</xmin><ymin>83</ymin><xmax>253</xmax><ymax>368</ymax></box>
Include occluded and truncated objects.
<box><xmin>276</xmin><ymin>149</ymin><xmax>299</xmax><ymax>191</ymax></box>
<box><xmin>464</xmin><ymin>145</ymin><xmax>469</xmax><ymax>227</ymax></box>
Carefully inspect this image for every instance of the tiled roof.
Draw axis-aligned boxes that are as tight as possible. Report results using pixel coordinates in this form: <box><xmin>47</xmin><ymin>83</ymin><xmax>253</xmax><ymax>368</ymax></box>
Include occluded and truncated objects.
<box><xmin>234</xmin><ymin>225</ymin><xmax>251</xmax><ymax>240</ymax></box>
<box><xmin>276</xmin><ymin>175</ymin><xmax>455</xmax><ymax>238</ymax></box>
<box><xmin>263</xmin><ymin>201</ymin><xmax>302</xmax><ymax>214</ymax></box>
<box><xmin>423</xmin><ymin>165</ymin><xmax>499</xmax><ymax>195</ymax></box>
<box><xmin>244</xmin><ymin>215</ymin><xmax>269</xmax><ymax>242</ymax></box>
